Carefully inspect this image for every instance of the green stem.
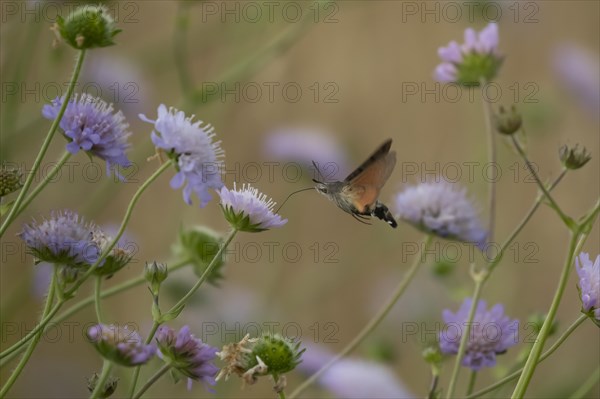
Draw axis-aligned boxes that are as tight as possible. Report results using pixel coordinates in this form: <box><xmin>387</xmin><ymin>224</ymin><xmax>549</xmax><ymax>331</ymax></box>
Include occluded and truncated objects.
<box><xmin>466</xmin><ymin>370</ymin><xmax>478</xmax><ymax>396</ymax></box>
<box><xmin>274</xmin><ymin>374</ymin><xmax>287</xmax><ymax>399</ymax></box>
<box><xmin>127</xmin><ymin>322</ymin><xmax>160</xmax><ymax>398</ymax></box>
<box><xmin>445</xmin><ymin>275</ymin><xmax>485</xmax><ymax>399</ymax></box>
<box><xmin>0</xmin><ymin>259</ymin><xmax>191</xmax><ymax>366</ymax></box>
<box><xmin>427</xmin><ymin>374</ymin><xmax>440</xmax><ymax>399</ymax></box>
<box><xmin>481</xmin><ymin>81</ymin><xmax>496</xmax><ymax>243</ymax></box>
<box><xmin>0</xmin><ymin>266</ymin><xmax>57</xmax><ymax>398</ymax></box>
<box><xmin>0</xmin><ymin>49</ymin><xmax>86</xmax><ymax>237</ymax></box>
<box><xmin>488</xmin><ymin>169</ymin><xmax>567</xmax><ymax>273</ymax></box>
<box><xmin>132</xmin><ymin>364</ymin><xmax>171</xmax><ymax>399</ymax></box>
<box><xmin>89</xmin><ymin>360</ymin><xmax>113</xmax><ymax>399</ymax></box>
<box><xmin>570</xmin><ymin>366</ymin><xmax>600</xmax><ymax>399</ymax></box>
<box><xmin>94</xmin><ymin>277</ymin><xmax>103</xmax><ymax>323</ymax></box>
<box><xmin>289</xmin><ymin>235</ymin><xmax>433</xmax><ymax>398</ymax></box>
<box><xmin>510</xmin><ymin>135</ymin><xmax>573</xmax><ymax>229</ymax></box>
<box><xmin>64</xmin><ymin>161</ymin><xmax>173</xmax><ymax>297</ymax></box>
<box><xmin>467</xmin><ymin>314</ymin><xmax>587</xmax><ymax>398</ymax></box>
<box><xmin>11</xmin><ymin>151</ymin><xmax>72</xmax><ymax>219</ymax></box>
<box><xmin>510</xmin><ymin>232</ymin><xmax>581</xmax><ymax>398</ymax></box>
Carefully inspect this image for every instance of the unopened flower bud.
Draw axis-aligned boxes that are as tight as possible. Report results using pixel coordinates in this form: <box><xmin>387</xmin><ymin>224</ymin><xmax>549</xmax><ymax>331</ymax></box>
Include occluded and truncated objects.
<box><xmin>559</xmin><ymin>144</ymin><xmax>591</xmax><ymax>170</ymax></box>
<box><xmin>55</xmin><ymin>5</ymin><xmax>121</xmax><ymax>50</ymax></box>
<box><xmin>0</xmin><ymin>167</ymin><xmax>23</xmax><ymax>197</ymax></box>
<box><xmin>493</xmin><ymin>105</ymin><xmax>522</xmax><ymax>135</ymax></box>
<box><xmin>145</xmin><ymin>261</ymin><xmax>168</xmax><ymax>292</ymax></box>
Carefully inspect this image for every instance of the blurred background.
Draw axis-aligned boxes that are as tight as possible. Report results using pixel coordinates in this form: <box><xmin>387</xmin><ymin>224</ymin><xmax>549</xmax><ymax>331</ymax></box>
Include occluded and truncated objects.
<box><xmin>1</xmin><ymin>1</ymin><xmax>598</xmax><ymax>398</ymax></box>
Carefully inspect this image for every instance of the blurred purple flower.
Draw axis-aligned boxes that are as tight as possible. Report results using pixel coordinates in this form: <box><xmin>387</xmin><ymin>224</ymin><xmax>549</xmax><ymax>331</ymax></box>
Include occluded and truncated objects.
<box><xmin>298</xmin><ymin>345</ymin><xmax>413</xmax><ymax>399</ymax></box>
<box><xmin>575</xmin><ymin>252</ymin><xmax>600</xmax><ymax>321</ymax></box>
<box><xmin>88</xmin><ymin>324</ymin><xmax>156</xmax><ymax>367</ymax></box>
<box><xmin>140</xmin><ymin>105</ymin><xmax>224</xmax><ymax>207</ymax></box>
<box><xmin>156</xmin><ymin>325</ymin><xmax>219</xmax><ymax>390</ymax></box>
<box><xmin>553</xmin><ymin>44</ymin><xmax>600</xmax><ymax>119</ymax></box>
<box><xmin>439</xmin><ymin>298</ymin><xmax>519</xmax><ymax>371</ymax></box>
<box><xmin>263</xmin><ymin>128</ymin><xmax>349</xmax><ymax>180</ymax></box>
<box><xmin>394</xmin><ymin>181</ymin><xmax>487</xmax><ymax>249</ymax></box>
<box><xmin>42</xmin><ymin>94</ymin><xmax>132</xmax><ymax>178</ymax></box>
<box><xmin>435</xmin><ymin>23</ymin><xmax>502</xmax><ymax>84</ymax></box>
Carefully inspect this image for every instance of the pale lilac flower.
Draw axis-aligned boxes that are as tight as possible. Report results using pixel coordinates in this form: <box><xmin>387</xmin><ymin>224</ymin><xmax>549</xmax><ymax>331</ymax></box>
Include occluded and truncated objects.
<box><xmin>435</xmin><ymin>23</ymin><xmax>502</xmax><ymax>84</ymax></box>
<box><xmin>553</xmin><ymin>44</ymin><xmax>600</xmax><ymax>119</ymax></box>
<box><xmin>575</xmin><ymin>253</ymin><xmax>600</xmax><ymax>321</ymax></box>
<box><xmin>440</xmin><ymin>298</ymin><xmax>519</xmax><ymax>371</ymax></box>
<box><xmin>139</xmin><ymin>105</ymin><xmax>224</xmax><ymax>207</ymax></box>
<box><xmin>42</xmin><ymin>93</ymin><xmax>132</xmax><ymax>177</ymax></box>
<box><xmin>263</xmin><ymin>128</ymin><xmax>349</xmax><ymax>180</ymax></box>
<box><xmin>299</xmin><ymin>345</ymin><xmax>414</xmax><ymax>399</ymax></box>
<box><xmin>87</xmin><ymin>324</ymin><xmax>156</xmax><ymax>367</ymax></box>
<box><xmin>156</xmin><ymin>325</ymin><xmax>219</xmax><ymax>389</ymax></box>
<box><xmin>394</xmin><ymin>182</ymin><xmax>487</xmax><ymax>248</ymax></box>
<box><xmin>19</xmin><ymin>210</ymin><xmax>101</xmax><ymax>267</ymax></box>
<box><xmin>217</xmin><ymin>183</ymin><xmax>287</xmax><ymax>232</ymax></box>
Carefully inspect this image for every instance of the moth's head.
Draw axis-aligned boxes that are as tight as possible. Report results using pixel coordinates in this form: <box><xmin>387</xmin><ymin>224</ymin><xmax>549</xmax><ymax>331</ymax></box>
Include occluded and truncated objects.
<box><xmin>313</xmin><ymin>179</ymin><xmax>329</xmax><ymax>195</ymax></box>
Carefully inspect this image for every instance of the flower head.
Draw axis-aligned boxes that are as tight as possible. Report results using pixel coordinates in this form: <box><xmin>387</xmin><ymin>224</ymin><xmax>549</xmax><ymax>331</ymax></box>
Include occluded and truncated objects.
<box><xmin>215</xmin><ymin>334</ymin><xmax>258</xmax><ymax>382</ymax></box>
<box><xmin>87</xmin><ymin>324</ymin><xmax>156</xmax><ymax>367</ymax></box>
<box><xmin>42</xmin><ymin>94</ymin><xmax>132</xmax><ymax>178</ymax></box>
<box><xmin>156</xmin><ymin>325</ymin><xmax>219</xmax><ymax>388</ymax></box>
<box><xmin>559</xmin><ymin>144</ymin><xmax>592</xmax><ymax>170</ymax></box>
<box><xmin>0</xmin><ymin>166</ymin><xmax>23</xmax><ymax>197</ymax></box>
<box><xmin>139</xmin><ymin>105</ymin><xmax>224</xmax><ymax>207</ymax></box>
<box><xmin>575</xmin><ymin>253</ymin><xmax>600</xmax><ymax>322</ymax></box>
<box><xmin>394</xmin><ymin>182</ymin><xmax>487</xmax><ymax>248</ymax></box>
<box><xmin>217</xmin><ymin>183</ymin><xmax>287</xmax><ymax>232</ymax></box>
<box><xmin>435</xmin><ymin>23</ymin><xmax>503</xmax><ymax>85</ymax></box>
<box><xmin>55</xmin><ymin>4</ymin><xmax>121</xmax><ymax>49</ymax></box>
<box><xmin>19</xmin><ymin>210</ymin><xmax>102</xmax><ymax>267</ymax></box>
<box><xmin>439</xmin><ymin>298</ymin><xmax>519</xmax><ymax>371</ymax></box>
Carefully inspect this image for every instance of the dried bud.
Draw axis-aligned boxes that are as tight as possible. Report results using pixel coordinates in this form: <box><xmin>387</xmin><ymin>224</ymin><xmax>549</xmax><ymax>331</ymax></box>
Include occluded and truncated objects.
<box><xmin>0</xmin><ymin>167</ymin><xmax>23</xmax><ymax>197</ymax></box>
<box><xmin>493</xmin><ymin>105</ymin><xmax>522</xmax><ymax>135</ymax></box>
<box><xmin>87</xmin><ymin>373</ymin><xmax>118</xmax><ymax>399</ymax></box>
<box><xmin>559</xmin><ymin>144</ymin><xmax>591</xmax><ymax>170</ymax></box>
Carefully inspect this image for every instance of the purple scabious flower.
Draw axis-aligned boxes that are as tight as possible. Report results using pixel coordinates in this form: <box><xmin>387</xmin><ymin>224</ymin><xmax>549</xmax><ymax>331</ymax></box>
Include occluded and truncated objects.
<box><xmin>139</xmin><ymin>105</ymin><xmax>224</xmax><ymax>207</ymax></box>
<box><xmin>19</xmin><ymin>210</ymin><xmax>102</xmax><ymax>267</ymax></box>
<box><xmin>217</xmin><ymin>183</ymin><xmax>287</xmax><ymax>232</ymax></box>
<box><xmin>87</xmin><ymin>324</ymin><xmax>156</xmax><ymax>367</ymax></box>
<box><xmin>435</xmin><ymin>23</ymin><xmax>503</xmax><ymax>85</ymax></box>
<box><xmin>394</xmin><ymin>181</ymin><xmax>487</xmax><ymax>248</ymax></box>
<box><xmin>42</xmin><ymin>94</ymin><xmax>132</xmax><ymax>178</ymax></box>
<box><xmin>156</xmin><ymin>325</ymin><xmax>219</xmax><ymax>389</ymax></box>
<box><xmin>575</xmin><ymin>252</ymin><xmax>600</xmax><ymax>322</ymax></box>
<box><xmin>439</xmin><ymin>298</ymin><xmax>519</xmax><ymax>371</ymax></box>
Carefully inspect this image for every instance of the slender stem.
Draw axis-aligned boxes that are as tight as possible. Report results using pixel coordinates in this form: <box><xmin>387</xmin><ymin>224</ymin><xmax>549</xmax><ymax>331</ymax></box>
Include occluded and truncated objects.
<box><xmin>173</xmin><ymin>2</ymin><xmax>192</xmax><ymax>100</ymax></box>
<box><xmin>510</xmin><ymin>135</ymin><xmax>572</xmax><ymax>228</ymax></box>
<box><xmin>467</xmin><ymin>315</ymin><xmax>587</xmax><ymax>398</ymax></box>
<box><xmin>274</xmin><ymin>375</ymin><xmax>287</xmax><ymax>399</ymax></box>
<box><xmin>132</xmin><ymin>364</ymin><xmax>170</xmax><ymax>399</ymax></box>
<box><xmin>94</xmin><ymin>277</ymin><xmax>103</xmax><ymax>323</ymax></box>
<box><xmin>127</xmin><ymin>322</ymin><xmax>160</xmax><ymax>398</ymax></box>
<box><xmin>0</xmin><ymin>259</ymin><xmax>191</xmax><ymax>367</ymax></box>
<box><xmin>427</xmin><ymin>374</ymin><xmax>440</xmax><ymax>399</ymax></box>
<box><xmin>289</xmin><ymin>235</ymin><xmax>433</xmax><ymax>398</ymax></box>
<box><xmin>65</xmin><ymin>161</ymin><xmax>173</xmax><ymax>297</ymax></box>
<box><xmin>0</xmin><ymin>266</ymin><xmax>57</xmax><ymax>397</ymax></box>
<box><xmin>570</xmin><ymin>366</ymin><xmax>600</xmax><ymax>399</ymax></box>
<box><xmin>488</xmin><ymin>169</ymin><xmax>567</xmax><ymax>273</ymax></box>
<box><xmin>12</xmin><ymin>151</ymin><xmax>72</xmax><ymax>219</ymax></box>
<box><xmin>511</xmin><ymin>232</ymin><xmax>581</xmax><ymax>398</ymax></box>
<box><xmin>445</xmin><ymin>277</ymin><xmax>485</xmax><ymax>399</ymax></box>
<box><xmin>466</xmin><ymin>370</ymin><xmax>478</xmax><ymax>396</ymax></box>
<box><xmin>0</xmin><ymin>50</ymin><xmax>86</xmax><ymax>237</ymax></box>
<box><xmin>481</xmin><ymin>82</ymin><xmax>496</xmax><ymax>243</ymax></box>
<box><xmin>90</xmin><ymin>360</ymin><xmax>113</xmax><ymax>399</ymax></box>
<box><xmin>166</xmin><ymin>229</ymin><xmax>238</xmax><ymax>315</ymax></box>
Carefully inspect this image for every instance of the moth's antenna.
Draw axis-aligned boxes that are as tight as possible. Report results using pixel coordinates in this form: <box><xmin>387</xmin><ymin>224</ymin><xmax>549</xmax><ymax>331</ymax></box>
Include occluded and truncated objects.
<box><xmin>276</xmin><ymin>187</ymin><xmax>315</xmax><ymax>213</ymax></box>
<box><xmin>311</xmin><ymin>160</ymin><xmax>325</xmax><ymax>182</ymax></box>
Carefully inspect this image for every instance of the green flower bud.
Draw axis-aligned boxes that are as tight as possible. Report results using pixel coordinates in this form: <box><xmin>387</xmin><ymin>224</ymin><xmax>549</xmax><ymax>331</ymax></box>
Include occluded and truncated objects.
<box><xmin>493</xmin><ymin>105</ymin><xmax>522</xmax><ymax>135</ymax></box>
<box><xmin>0</xmin><ymin>167</ymin><xmax>23</xmax><ymax>197</ymax></box>
<box><xmin>55</xmin><ymin>5</ymin><xmax>121</xmax><ymax>50</ymax></box>
<box><xmin>422</xmin><ymin>346</ymin><xmax>443</xmax><ymax>368</ymax></box>
<box><xmin>87</xmin><ymin>373</ymin><xmax>118</xmax><ymax>399</ymax></box>
<box><xmin>145</xmin><ymin>261</ymin><xmax>168</xmax><ymax>292</ymax></box>
<box><xmin>559</xmin><ymin>144</ymin><xmax>591</xmax><ymax>170</ymax></box>
<box><xmin>172</xmin><ymin>226</ymin><xmax>225</xmax><ymax>285</ymax></box>
<box><xmin>247</xmin><ymin>334</ymin><xmax>305</xmax><ymax>376</ymax></box>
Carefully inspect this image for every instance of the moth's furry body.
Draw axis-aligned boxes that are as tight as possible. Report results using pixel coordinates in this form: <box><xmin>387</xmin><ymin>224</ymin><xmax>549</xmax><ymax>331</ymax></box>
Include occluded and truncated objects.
<box><xmin>313</xmin><ymin>139</ymin><xmax>398</xmax><ymax>228</ymax></box>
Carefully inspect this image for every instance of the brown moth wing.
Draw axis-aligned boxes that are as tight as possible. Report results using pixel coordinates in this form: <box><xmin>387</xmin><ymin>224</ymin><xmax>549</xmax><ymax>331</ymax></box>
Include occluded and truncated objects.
<box><xmin>344</xmin><ymin>139</ymin><xmax>393</xmax><ymax>183</ymax></box>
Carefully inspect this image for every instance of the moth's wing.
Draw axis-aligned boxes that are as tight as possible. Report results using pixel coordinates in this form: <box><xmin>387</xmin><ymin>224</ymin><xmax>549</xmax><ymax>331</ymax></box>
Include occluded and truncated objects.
<box><xmin>343</xmin><ymin>184</ymin><xmax>379</xmax><ymax>214</ymax></box>
<box><xmin>344</xmin><ymin>139</ymin><xmax>393</xmax><ymax>182</ymax></box>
